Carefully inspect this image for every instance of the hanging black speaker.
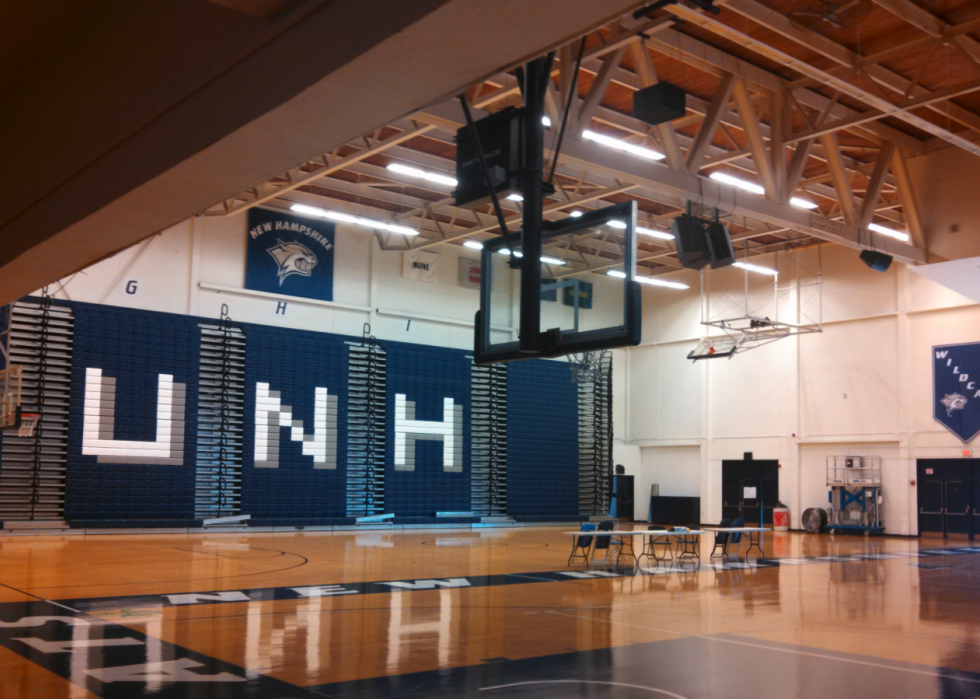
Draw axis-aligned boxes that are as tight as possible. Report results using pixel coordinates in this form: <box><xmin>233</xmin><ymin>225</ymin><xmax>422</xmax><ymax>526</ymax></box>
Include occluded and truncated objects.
<box><xmin>705</xmin><ymin>221</ymin><xmax>735</xmax><ymax>269</ymax></box>
<box><xmin>859</xmin><ymin>249</ymin><xmax>893</xmax><ymax>272</ymax></box>
<box><xmin>673</xmin><ymin>214</ymin><xmax>710</xmax><ymax>270</ymax></box>
<box><xmin>633</xmin><ymin>81</ymin><xmax>687</xmax><ymax>126</ymax></box>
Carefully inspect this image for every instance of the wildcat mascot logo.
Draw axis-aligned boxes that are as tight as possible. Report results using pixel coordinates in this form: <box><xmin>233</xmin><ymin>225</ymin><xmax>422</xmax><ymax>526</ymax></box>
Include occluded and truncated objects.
<box><xmin>267</xmin><ymin>239</ymin><xmax>317</xmax><ymax>286</ymax></box>
<box><xmin>934</xmin><ymin>342</ymin><xmax>980</xmax><ymax>443</ymax></box>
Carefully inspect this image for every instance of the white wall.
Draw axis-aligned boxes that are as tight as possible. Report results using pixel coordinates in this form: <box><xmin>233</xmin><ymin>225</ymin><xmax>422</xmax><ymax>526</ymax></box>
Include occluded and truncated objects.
<box><xmin>49</xmin><ymin>212</ymin><xmax>504</xmax><ymax>351</ymax></box>
<box><xmin>49</xmin><ymin>211</ymin><xmax>980</xmax><ymax>535</ymax></box>
<box><xmin>620</xmin><ymin>244</ymin><xmax>980</xmax><ymax>534</ymax></box>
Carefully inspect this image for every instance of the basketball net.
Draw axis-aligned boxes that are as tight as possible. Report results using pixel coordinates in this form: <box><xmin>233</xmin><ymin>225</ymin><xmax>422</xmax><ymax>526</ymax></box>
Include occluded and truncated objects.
<box><xmin>567</xmin><ymin>350</ymin><xmax>608</xmax><ymax>384</ymax></box>
<box><xmin>18</xmin><ymin>413</ymin><xmax>39</xmax><ymax>438</ymax></box>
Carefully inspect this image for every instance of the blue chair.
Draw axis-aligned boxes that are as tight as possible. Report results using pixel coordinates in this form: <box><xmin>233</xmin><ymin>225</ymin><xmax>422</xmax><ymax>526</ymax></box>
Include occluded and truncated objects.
<box><xmin>568</xmin><ymin>523</ymin><xmax>596</xmax><ymax>566</ymax></box>
<box><xmin>729</xmin><ymin>517</ymin><xmax>746</xmax><ymax>558</ymax></box>
<box><xmin>711</xmin><ymin>518</ymin><xmax>733</xmax><ymax>559</ymax></box>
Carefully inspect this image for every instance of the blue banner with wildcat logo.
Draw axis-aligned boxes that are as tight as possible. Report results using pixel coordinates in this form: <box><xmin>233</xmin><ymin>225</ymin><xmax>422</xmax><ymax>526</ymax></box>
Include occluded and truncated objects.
<box><xmin>246</xmin><ymin>208</ymin><xmax>335</xmax><ymax>302</ymax></box>
<box><xmin>933</xmin><ymin>341</ymin><xmax>980</xmax><ymax>443</ymax></box>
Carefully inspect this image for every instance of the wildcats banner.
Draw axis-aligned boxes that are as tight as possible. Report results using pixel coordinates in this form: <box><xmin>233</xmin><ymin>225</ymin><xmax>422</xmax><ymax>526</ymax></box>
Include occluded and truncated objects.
<box><xmin>933</xmin><ymin>342</ymin><xmax>980</xmax><ymax>443</ymax></box>
<box><xmin>246</xmin><ymin>209</ymin><xmax>335</xmax><ymax>301</ymax></box>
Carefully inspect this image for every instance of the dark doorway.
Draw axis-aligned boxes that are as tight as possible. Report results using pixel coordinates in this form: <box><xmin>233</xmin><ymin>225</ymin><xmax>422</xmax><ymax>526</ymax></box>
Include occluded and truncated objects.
<box><xmin>722</xmin><ymin>459</ymin><xmax>779</xmax><ymax>525</ymax></box>
<box><xmin>916</xmin><ymin>459</ymin><xmax>979</xmax><ymax>539</ymax></box>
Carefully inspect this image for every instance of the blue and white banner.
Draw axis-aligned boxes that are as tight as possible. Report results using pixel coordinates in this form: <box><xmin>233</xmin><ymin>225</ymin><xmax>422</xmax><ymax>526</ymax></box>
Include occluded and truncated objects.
<box><xmin>933</xmin><ymin>342</ymin><xmax>980</xmax><ymax>443</ymax></box>
<box><xmin>245</xmin><ymin>209</ymin><xmax>335</xmax><ymax>302</ymax></box>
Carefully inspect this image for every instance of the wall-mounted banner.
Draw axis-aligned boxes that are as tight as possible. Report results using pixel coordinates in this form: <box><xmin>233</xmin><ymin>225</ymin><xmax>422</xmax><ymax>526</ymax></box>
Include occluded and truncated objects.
<box><xmin>563</xmin><ymin>279</ymin><xmax>593</xmax><ymax>309</ymax></box>
<box><xmin>402</xmin><ymin>250</ymin><xmax>440</xmax><ymax>283</ymax></box>
<box><xmin>933</xmin><ymin>342</ymin><xmax>980</xmax><ymax>443</ymax></box>
<box><xmin>246</xmin><ymin>208</ymin><xmax>335</xmax><ymax>302</ymax></box>
<box><xmin>459</xmin><ymin>257</ymin><xmax>481</xmax><ymax>289</ymax></box>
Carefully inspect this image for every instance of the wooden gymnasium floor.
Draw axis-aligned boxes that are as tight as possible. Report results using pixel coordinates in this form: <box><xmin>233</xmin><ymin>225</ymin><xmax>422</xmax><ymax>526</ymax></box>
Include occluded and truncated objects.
<box><xmin>1</xmin><ymin>527</ymin><xmax>979</xmax><ymax>698</ymax></box>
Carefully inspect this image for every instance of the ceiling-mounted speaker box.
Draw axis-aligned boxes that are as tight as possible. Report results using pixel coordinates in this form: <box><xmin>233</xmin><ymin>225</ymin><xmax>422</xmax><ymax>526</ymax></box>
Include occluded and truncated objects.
<box><xmin>705</xmin><ymin>221</ymin><xmax>735</xmax><ymax>269</ymax></box>
<box><xmin>859</xmin><ymin>249</ymin><xmax>893</xmax><ymax>272</ymax></box>
<box><xmin>673</xmin><ymin>215</ymin><xmax>710</xmax><ymax>270</ymax></box>
<box><xmin>633</xmin><ymin>81</ymin><xmax>686</xmax><ymax>126</ymax></box>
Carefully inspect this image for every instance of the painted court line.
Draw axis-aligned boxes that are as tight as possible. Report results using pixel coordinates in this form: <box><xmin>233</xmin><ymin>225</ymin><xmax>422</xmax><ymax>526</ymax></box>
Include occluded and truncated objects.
<box><xmin>545</xmin><ymin>610</ymin><xmax>980</xmax><ymax>686</ymax></box>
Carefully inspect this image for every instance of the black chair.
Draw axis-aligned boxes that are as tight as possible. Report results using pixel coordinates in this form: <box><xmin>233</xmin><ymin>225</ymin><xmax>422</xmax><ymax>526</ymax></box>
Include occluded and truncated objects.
<box><xmin>591</xmin><ymin>520</ymin><xmax>620</xmax><ymax>564</ymax></box>
<box><xmin>643</xmin><ymin>525</ymin><xmax>673</xmax><ymax>562</ymax></box>
<box><xmin>568</xmin><ymin>523</ymin><xmax>596</xmax><ymax>566</ymax></box>
<box><xmin>729</xmin><ymin>517</ymin><xmax>746</xmax><ymax>559</ymax></box>
<box><xmin>710</xmin><ymin>518</ymin><xmax>733</xmax><ymax>559</ymax></box>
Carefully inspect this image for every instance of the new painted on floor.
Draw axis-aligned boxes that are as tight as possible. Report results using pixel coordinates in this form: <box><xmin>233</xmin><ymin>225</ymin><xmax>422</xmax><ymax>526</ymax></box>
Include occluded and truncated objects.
<box><xmin>0</xmin><ymin>527</ymin><xmax>977</xmax><ymax>698</ymax></box>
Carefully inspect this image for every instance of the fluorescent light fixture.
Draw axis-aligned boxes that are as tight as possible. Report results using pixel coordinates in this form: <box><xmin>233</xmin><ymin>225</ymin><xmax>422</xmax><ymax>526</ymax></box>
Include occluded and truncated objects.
<box><xmin>542</xmin><ymin>116</ymin><xmax>552</xmax><ymax>128</ymax></box>
<box><xmin>386</xmin><ymin>163</ymin><xmax>457</xmax><ymax>188</ymax></box>
<box><xmin>463</xmin><ymin>241</ymin><xmax>484</xmax><ymax>250</ymax></box>
<box><xmin>569</xmin><ymin>210</ymin><xmax>584</xmax><ymax>218</ymax></box>
<box><xmin>712</xmin><ymin>172</ymin><xmax>818</xmax><ymax>210</ymax></box>
<box><xmin>790</xmin><ymin>197</ymin><xmax>818</xmax><ymax>210</ymax></box>
<box><xmin>637</xmin><ymin>226</ymin><xmax>674</xmax><ymax>241</ymax></box>
<box><xmin>290</xmin><ymin>204</ymin><xmax>419</xmax><ymax>236</ymax></box>
<box><xmin>506</xmin><ymin>193</ymin><xmax>524</xmax><ymax>202</ymax></box>
<box><xmin>638</xmin><ymin>276</ymin><xmax>689</xmax><ymax>289</ymax></box>
<box><xmin>710</xmin><ymin>171</ymin><xmax>765</xmax><ymax>195</ymax></box>
<box><xmin>583</xmin><ymin>129</ymin><xmax>665</xmax><ymax>161</ymax></box>
<box><xmin>496</xmin><ymin>249</ymin><xmax>564</xmax><ymax>265</ymax></box>
<box><xmin>607</xmin><ymin>269</ymin><xmax>687</xmax><ymax>289</ymax></box>
<box><xmin>868</xmin><ymin>222</ymin><xmax>910</xmax><ymax>242</ymax></box>
<box><xmin>608</xmin><ymin>219</ymin><xmax>673</xmax><ymax>240</ymax></box>
<box><xmin>733</xmin><ymin>261</ymin><xmax>778</xmax><ymax>276</ymax></box>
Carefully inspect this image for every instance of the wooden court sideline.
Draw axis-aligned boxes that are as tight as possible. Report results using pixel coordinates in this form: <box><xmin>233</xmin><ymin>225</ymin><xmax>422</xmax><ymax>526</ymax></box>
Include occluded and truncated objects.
<box><xmin>1</xmin><ymin>528</ymin><xmax>979</xmax><ymax>698</ymax></box>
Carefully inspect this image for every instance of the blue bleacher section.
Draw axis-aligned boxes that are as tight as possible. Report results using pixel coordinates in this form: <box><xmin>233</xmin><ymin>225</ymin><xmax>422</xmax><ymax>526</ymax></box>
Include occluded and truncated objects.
<box><xmin>28</xmin><ymin>300</ymin><xmax>585</xmax><ymax>527</ymax></box>
<box><xmin>506</xmin><ymin>360</ymin><xmax>579</xmax><ymax>517</ymax></box>
<box><xmin>241</xmin><ymin>324</ymin><xmax>351</xmax><ymax>526</ymax></box>
<box><xmin>67</xmin><ymin>305</ymin><xmax>199</xmax><ymax>523</ymax></box>
<box><xmin>384</xmin><ymin>344</ymin><xmax>471</xmax><ymax>517</ymax></box>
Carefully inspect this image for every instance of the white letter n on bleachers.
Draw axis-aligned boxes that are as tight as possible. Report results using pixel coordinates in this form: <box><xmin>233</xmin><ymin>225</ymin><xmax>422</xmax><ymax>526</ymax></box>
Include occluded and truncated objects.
<box><xmin>394</xmin><ymin>394</ymin><xmax>462</xmax><ymax>473</ymax></box>
<box><xmin>254</xmin><ymin>382</ymin><xmax>336</xmax><ymax>469</ymax></box>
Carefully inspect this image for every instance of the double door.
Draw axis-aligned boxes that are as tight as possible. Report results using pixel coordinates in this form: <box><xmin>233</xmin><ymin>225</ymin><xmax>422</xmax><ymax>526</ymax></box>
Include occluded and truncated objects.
<box><xmin>917</xmin><ymin>460</ymin><xmax>980</xmax><ymax>539</ymax></box>
<box><xmin>722</xmin><ymin>460</ymin><xmax>778</xmax><ymax>525</ymax></box>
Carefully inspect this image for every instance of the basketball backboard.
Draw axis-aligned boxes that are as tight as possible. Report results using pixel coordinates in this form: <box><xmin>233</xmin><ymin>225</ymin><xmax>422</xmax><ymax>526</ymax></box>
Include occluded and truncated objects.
<box><xmin>0</xmin><ymin>365</ymin><xmax>23</xmax><ymax>428</ymax></box>
<box><xmin>475</xmin><ymin>201</ymin><xmax>641</xmax><ymax>364</ymax></box>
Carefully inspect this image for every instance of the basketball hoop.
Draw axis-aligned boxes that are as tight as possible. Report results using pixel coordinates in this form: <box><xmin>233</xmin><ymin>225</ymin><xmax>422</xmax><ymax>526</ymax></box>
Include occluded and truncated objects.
<box><xmin>18</xmin><ymin>413</ymin><xmax>39</xmax><ymax>438</ymax></box>
<box><xmin>700</xmin><ymin>337</ymin><xmax>716</xmax><ymax>355</ymax></box>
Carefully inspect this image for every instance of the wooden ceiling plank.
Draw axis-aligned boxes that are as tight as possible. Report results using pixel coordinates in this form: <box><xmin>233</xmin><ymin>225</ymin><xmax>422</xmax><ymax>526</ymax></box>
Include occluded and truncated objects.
<box><xmin>871</xmin><ymin>0</ymin><xmax>980</xmax><ymax>68</ymax></box>
<box><xmin>720</xmin><ymin>0</ymin><xmax>980</xmax><ymax>139</ymax></box>
<box><xmin>672</xmin><ymin>2</ymin><xmax>980</xmax><ymax>157</ymax></box>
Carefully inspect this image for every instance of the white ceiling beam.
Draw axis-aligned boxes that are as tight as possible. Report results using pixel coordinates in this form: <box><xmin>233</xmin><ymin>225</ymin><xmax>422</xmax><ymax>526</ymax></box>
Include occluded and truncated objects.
<box><xmin>645</xmin><ymin>27</ymin><xmax>924</xmax><ymax>152</ymax></box>
<box><xmin>686</xmin><ymin>73</ymin><xmax>737</xmax><ymax>174</ymax></box>
<box><xmin>670</xmin><ymin>3</ymin><xmax>980</xmax><ymax>157</ymax></box>
<box><xmin>860</xmin><ymin>142</ymin><xmax>896</xmax><ymax>227</ymax></box>
<box><xmin>718</xmin><ymin>0</ymin><xmax>980</xmax><ymax>140</ymax></box>
<box><xmin>414</xmin><ymin>100</ymin><xmax>926</xmax><ymax>264</ymax></box>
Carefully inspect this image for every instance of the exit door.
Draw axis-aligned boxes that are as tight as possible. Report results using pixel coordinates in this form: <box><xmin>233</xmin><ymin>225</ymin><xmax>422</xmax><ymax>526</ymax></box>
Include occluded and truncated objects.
<box><xmin>721</xmin><ymin>459</ymin><xmax>778</xmax><ymax>525</ymax></box>
<box><xmin>917</xmin><ymin>460</ymin><xmax>979</xmax><ymax>539</ymax></box>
